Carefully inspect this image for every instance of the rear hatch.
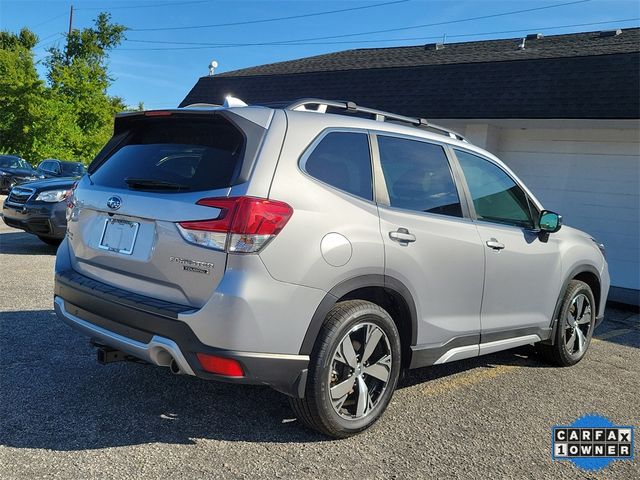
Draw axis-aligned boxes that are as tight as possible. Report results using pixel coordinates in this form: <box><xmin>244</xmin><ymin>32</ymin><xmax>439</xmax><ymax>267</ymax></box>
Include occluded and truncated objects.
<box><xmin>67</xmin><ymin>110</ymin><xmax>258</xmax><ymax>308</ymax></box>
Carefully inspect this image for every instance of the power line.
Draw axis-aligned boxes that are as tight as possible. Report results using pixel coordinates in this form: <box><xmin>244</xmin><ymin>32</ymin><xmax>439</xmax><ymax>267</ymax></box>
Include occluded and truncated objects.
<box><xmin>32</xmin><ymin>12</ymin><xmax>68</xmax><ymax>29</ymax></box>
<box><xmin>118</xmin><ymin>19</ymin><xmax>638</xmax><ymax>51</ymax></box>
<box><xmin>130</xmin><ymin>0</ymin><xmax>408</xmax><ymax>32</ymax></box>
<box><xmin>36</xmin><ymin>34</ymin><xmax>65</xmax><ymax>50</ymax></box>
<box><xmin>271</xmin><ymin>0</ymin><xmax>593</xmax><ymax>44</ymax></box>
<box><xmin>124</xmin><ymin>0</ymin><xmax>592</xmax><ymax>48</ymax></box>
<box><xmin>36</xmin><ymin>32</ymin><xmax>62</xmax><ymax>45</ymax></box>
<box><xmin>76</xmin><ymin>0</ymin><xmax>209</xmax><ymax>11</ymax></box>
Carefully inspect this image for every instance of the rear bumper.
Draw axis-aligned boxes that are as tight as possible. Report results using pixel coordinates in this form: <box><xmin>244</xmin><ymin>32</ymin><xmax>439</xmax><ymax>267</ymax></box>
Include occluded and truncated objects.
<box><xmin>54</xmin><ymin>267</ymin><xmax>310</xmax><ymax>397</ymax></box>
<box><xmin>2</xmin><ymin>200</ymin><xmax>67</xmax><ymax>239</ymax></box>
<box><xmin>54</xmin><ymin>296</ymin><xmax>196</xmax><ymax>375</ymax></box>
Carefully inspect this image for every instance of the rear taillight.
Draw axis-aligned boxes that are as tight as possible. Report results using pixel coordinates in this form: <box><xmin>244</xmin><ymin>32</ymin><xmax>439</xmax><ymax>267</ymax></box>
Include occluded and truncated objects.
<box><xmin>196</xmin><ymin>353</ymin><xmax>244</xmax><ymax>377</ymax></box>
<box><xmin>65</xmin><ymin>181</ymin><xmax>78</xmax><ymax>206</ymax></box>
<box><xmin>177</xmin><ymin>196</ymin><xmax>293</xmax><ymax>253</ymax></box>
<box><xmin>65</xmin><ymin>181</ymin><xmax>78</xmax><ymax>221</ymax></box>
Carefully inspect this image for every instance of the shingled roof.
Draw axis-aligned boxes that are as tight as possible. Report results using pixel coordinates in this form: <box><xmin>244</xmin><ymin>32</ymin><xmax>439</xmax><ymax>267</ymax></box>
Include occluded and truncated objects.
<box><xmin>180</xmin><ymin>28</ymin><xmax>640</xmax><ymax>119</ymax></box>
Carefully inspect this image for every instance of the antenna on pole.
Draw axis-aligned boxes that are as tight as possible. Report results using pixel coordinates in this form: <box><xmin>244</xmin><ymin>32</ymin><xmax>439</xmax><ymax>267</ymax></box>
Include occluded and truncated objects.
<box><xmin>208</xmin><ymin>59</ymin><xmax>218</xmax><ymax>76</ymax></box>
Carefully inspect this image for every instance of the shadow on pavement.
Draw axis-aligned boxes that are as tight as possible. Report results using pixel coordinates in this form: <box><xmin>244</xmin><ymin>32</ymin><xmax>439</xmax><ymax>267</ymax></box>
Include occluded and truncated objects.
<box><xmin>0</xmin><ymin>310</ymin><xmax>554</xmax><ymax>451</ymax></box>
<box><xmin>0</xmin><ymin>231</ymin><xmax>58</xmax><ymax>255</ymax></box>
<box><xmin>0</xmin><ymin>307</ymin><xmax>636</xmax><ymax>451</ymax></box>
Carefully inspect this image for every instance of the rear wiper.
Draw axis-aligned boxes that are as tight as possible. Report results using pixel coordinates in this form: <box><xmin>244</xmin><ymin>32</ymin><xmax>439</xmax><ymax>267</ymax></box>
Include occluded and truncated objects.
<box><xmin>124</xmin><ymin>178</ymin><xmax>191</xmax><ymax>191</ymax></box>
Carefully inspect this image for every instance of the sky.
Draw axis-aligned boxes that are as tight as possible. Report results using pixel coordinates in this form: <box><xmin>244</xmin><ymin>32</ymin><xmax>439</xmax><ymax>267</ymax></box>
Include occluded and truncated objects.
<box><xmin>1</xmin><ymin>0</ymin><xmax>639</xmax><ymax>109</ymax></box>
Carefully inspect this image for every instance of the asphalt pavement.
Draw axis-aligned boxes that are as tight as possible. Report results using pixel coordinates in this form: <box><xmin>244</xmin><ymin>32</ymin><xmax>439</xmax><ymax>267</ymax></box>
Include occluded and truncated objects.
<box><xmin>0</xmin><ymin>204</ymin><xmax>638</xmax><ymax>479</ymax></box>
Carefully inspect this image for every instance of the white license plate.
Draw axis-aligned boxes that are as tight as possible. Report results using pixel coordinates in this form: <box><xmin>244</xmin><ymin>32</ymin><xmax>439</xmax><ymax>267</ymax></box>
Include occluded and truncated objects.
<box><xmin>98</xmin><ymin>218</ymin><xmax>140</xmax><ymax>255</ymax></box>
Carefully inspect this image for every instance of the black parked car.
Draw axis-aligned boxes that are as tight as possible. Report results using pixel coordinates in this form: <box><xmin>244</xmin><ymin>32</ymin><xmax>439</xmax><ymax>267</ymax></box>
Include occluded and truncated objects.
<box><xmin>2</xmin><ymin>176</ymin><xmax>78</xmax><ymax>245</ymax></box>
<box><xmin>36</xmin><ymin>159</ymin><xmax>86</xmax><ymax>179</ymax></box>
<box><xmin>0</xmin><ymin>155</ymin><xmax>39</xmax><ymax>193</ymax></box>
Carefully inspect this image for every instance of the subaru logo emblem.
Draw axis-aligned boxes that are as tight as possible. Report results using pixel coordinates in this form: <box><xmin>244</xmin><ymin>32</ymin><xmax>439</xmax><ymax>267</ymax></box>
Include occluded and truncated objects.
<box><xmin>106</xmin><ymin>196</ymin><xmax>122</xmax><ymax>210</ymax></box>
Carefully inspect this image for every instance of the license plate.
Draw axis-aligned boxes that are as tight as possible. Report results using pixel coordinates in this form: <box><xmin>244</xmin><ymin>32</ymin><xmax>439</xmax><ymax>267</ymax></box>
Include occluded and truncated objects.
<box><xmin>98</xmin><ymin>218</ymin><xmax>139</xmax><ymax>255</ymax></box>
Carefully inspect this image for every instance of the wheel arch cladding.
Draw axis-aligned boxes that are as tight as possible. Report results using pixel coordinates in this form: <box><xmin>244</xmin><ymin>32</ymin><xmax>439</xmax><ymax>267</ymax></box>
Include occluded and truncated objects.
<box><xmin>299</xmin><ymin>274</ymin><xmax>417</xmax><ymax>368</ymax></box>
<box><xmin>547</xmin><ymin>264</ymin><xmax>602</xmax><ymax>345</ymax></box>
<box><xmin>572</xmin><ymin>270</ymin><xmax>601</xmax><ymax>314</ymax></box>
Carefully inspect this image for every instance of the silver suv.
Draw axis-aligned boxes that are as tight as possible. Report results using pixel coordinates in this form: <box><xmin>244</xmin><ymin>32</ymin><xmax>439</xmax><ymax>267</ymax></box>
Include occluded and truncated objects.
<box><xmin>54</xmin><ymin>98</ymin><xmax>609</xmax><ymax>437</ymax></box>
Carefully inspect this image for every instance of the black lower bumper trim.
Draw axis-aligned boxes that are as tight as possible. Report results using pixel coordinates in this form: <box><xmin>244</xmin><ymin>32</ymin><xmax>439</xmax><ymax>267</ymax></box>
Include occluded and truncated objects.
<box><xmin>54</xmin><ymin>268</ymin><xmax>309</xmax><ymax>397</ymax></box>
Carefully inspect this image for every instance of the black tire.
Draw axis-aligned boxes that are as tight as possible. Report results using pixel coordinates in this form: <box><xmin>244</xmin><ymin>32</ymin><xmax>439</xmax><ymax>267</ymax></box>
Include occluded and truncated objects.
<box><xmin>38</xmin><ymin>236</ymin><xmax>62</xmax><ymax>246</ymax></box>
<box><xmin>289</xmin><ymin>300</ymin><xmax>402</xmax><ymax>438</ymax></box>
<box><xmin>537</xmin><ymin>280</ymin><xmax>596</xmax><ymax>366</ymax></box>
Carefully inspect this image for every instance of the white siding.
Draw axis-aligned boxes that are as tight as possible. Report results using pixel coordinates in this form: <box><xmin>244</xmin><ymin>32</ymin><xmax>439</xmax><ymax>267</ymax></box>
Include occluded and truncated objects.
<box><xmin>494</xmin><ymin>126</ymin><xmax>639</xmax><ymax>291</ymax></box>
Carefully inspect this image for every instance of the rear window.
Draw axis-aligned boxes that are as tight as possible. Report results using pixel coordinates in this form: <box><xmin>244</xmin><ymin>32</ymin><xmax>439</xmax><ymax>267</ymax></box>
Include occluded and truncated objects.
<box><xmin>60</xmin><ymin>162</ymin><xmax>86</xmax><ymax>176</ymax></box>
<box><xmin>302</xmin><ymin>131</ymin><xmax>373</xmax><ymax>200</ymax></box>
<box><xmin>91</xmin><ymin>117</ymin><xmax>245</xmax><ymax>191</ymax></box>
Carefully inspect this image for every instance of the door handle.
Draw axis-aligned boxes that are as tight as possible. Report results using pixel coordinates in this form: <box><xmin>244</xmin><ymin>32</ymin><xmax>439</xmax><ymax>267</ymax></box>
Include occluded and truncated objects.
<box><xmin>486</xmin><ymin>238</ymin><xmax>505</xmax><ymax>250</ymax></box>
<box><xmin>389</xmin><ymin>228</ymin><xmax>416</xmax><ymax>244</ymax></box>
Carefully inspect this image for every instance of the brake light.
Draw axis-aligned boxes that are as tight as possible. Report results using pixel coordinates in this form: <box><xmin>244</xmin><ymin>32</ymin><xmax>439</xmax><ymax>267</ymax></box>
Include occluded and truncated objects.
<box><xmin>177</xmin><ymin>196</ymin><xmax>293</xmax><ymax>253</ymax></box>
<box><xmin>65</xmin><ymin>181</ymin><xmax>78</xmax><ymax>215</ymax></box>
<box><xmin>196</xmin><ymin>353</ymin><xmax>244</xmax><ymax>377</ymax></box>
<box><xmin>144</xmin><ymin>110</ymin><xmax>173</xmax><ymax>117</ymax></box>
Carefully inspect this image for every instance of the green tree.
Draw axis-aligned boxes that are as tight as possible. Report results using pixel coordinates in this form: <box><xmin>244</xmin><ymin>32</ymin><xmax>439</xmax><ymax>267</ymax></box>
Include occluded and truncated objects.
<box><xmin>0</xmin><ymin>28</ymin><xmax>44</xmax><ymax>159</ymax></box>
<box><xmin>0</xmin><ymin>14</ymin><xmax>128</xmax><ymax>165</ymax></box>
<box><xmin>45</xmin><ymin>12</ymin><xmax>127</xmax><ymax>163</ymax></box>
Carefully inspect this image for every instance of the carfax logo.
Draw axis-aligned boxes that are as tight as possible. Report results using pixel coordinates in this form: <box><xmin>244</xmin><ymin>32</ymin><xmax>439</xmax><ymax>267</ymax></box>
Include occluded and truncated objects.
<box><xmin>552</xmin><ymin>414</ymin><xmax>634</xmax><ymax>471</ymax></box>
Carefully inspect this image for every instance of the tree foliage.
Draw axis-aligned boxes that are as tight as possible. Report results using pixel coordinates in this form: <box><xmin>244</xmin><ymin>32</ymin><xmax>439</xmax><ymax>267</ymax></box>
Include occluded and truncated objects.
<box><xmin>0</xmin><ymin>14</ymin><xmax>127</xmax><ymax>165</ymax></box>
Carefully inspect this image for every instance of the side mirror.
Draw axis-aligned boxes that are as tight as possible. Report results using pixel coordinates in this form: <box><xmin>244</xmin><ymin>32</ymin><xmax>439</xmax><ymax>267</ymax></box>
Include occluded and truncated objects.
<box><xmin>539</xmin><ymin>210</ymin><xmax>562</xmax><ymax>233</ymax></box>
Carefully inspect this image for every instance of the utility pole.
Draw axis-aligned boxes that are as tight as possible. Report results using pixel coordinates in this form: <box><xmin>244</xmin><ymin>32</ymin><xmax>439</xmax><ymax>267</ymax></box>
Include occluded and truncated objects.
<box><xmin>68</xmin><ymin>5</ymin><xmax>73</xmax><ymax>36</ymax></box>
<box><xmin>65</xmin><ymin>5</ymin><xmax>73</xmax><ymax>62</ymax></box>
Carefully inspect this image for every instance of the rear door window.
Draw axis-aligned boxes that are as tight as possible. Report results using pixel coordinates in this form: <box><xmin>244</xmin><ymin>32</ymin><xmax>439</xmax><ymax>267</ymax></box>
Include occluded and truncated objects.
<box><xmin>302</xmin><ymin>131</ymin><xmax>373</xmax><ymax>201</ymax></box>
<box><xmin>377</xmin><ymin>135</ymin><xmax>463</xmax><ymax>218</ymax></box>
<box><xmin>91</xmin><ymin>116</ymin><xmax>245</xmax><ymax>192</ymax></box>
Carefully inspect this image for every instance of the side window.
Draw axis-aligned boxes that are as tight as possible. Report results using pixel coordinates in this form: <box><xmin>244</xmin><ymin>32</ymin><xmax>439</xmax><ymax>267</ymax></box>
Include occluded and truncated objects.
<box><xmin>36</xmin><ymin>162</ymin><xmax>46</xmax><ymax>173</ymax></box>
<box><xmin>377</xmin><ymin>135</ymin><xmax>463</xmax><ymax>218</ymax></box>
<box><xmin>455</xmin><ymin>149</ymin><xmax>534</xmax><ymax>228</ymax></box>
<box><xmin>303</xmin><ymin>132</ymin><xmax>373</xmax><ymax>201</ymax></box>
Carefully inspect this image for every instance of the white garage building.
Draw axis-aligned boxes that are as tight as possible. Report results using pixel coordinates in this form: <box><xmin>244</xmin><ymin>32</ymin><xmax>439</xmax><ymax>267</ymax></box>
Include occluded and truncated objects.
<box><xmin>181</xmin><ymin>28</ymin><xmax>640</xmax><ymax>304</ymax></box>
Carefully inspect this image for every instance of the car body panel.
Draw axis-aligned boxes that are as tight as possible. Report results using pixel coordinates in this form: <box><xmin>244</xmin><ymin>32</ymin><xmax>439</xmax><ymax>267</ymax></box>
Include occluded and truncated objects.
<box><xmin>377</xmin><ymin>206</ymin><xmax>485</xmax><ymax>348</ymax></box>
<box><xmin>2</xmin><ymin>176</ymin><xmax>77</xmax><ymax>240</ymax></box>
<box><xmin>52</xmin><ymin>103</ymin><xmax>611</xmax><ymax>394</ymax></box>
<box><xmin>474</xmin><ymin>223</ymin><xmax>563</xmax><ymax>334</ymax></box>
<box><xmin>260</xmin><ymin>114</ymin><xmax>385</xmax><ymax>291</ymax></box>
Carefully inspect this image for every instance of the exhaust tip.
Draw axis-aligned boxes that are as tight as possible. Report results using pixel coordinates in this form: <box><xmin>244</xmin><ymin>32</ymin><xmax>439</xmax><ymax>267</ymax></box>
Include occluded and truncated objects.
<box><xmin>169</xmin><ymin>358</ymin><xmax>181</xmax><ymax>375</ymax></box>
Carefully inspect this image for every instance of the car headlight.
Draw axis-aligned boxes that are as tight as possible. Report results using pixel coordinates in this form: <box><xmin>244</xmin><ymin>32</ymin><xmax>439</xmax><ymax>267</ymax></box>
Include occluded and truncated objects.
<box><xmin>591</xmin><ymin>237</ymin><xmax>606</xmax><ymax>259</ymax></box>
<box><xmin>0</xmin><ymin>171</ymin><xmax>9</xmax><ymax>176</ymax></box>
<box><xmin>36</xmin><ymin>189</ymin><xmax>71</xmax><ymax>203</ymax></box>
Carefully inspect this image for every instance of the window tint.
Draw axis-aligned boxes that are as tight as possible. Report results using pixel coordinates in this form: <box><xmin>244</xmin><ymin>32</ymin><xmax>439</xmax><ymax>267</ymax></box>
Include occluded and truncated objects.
<box><xmin>377</xmin><ymin>136</ymin><xmax>462</xmax><ymax>217</ymax></box>
<box><xmin>91</xmin><ymin>117</ymin><xmax>245</xmax><ymax>192</ymax></box>
<box><xmin>455</xmin><ymin>149</ymin><xmax>534</xmax><ymax>228</ymax></box>
<box><xmin>60</xmin><ymin>162</ymin><xmax>86</xmax><ymax>176</ymax></box>
<box><xmin>0</xmin><ymin>156</ymin><xmax>29</xmax><ymax>170</ymax></box>
<box><xmin>303</xmin><ymin>132</ymin><xmax>373</xmax><ymax>200</ymax></box>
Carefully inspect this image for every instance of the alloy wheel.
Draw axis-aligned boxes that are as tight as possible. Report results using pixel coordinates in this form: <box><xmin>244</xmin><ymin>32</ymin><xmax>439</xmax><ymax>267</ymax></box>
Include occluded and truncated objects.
<box><xmin>564</xmin><ymin>293</ymin><xmax>592</xmax><ymax>356</ymax></box>
<box><xmin>328</xmin><ymin>322</ymin><xmax>393</xmax><ymax>420</ymax></box>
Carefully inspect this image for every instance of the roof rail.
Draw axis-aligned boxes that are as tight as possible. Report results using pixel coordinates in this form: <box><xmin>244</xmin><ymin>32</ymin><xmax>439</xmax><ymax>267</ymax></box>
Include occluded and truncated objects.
<box><xmin>286</xmin><ymin>98</ymin><xmax>467</xmax><ymax>142</ymax></box>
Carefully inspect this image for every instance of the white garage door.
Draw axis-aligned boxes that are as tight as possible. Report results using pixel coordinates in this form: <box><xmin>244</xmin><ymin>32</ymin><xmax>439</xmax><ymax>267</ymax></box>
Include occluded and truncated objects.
<box><xmin>496</xmin><ymin>125</ymin><xmax>639</xmax><ymax>301</ymax></box>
